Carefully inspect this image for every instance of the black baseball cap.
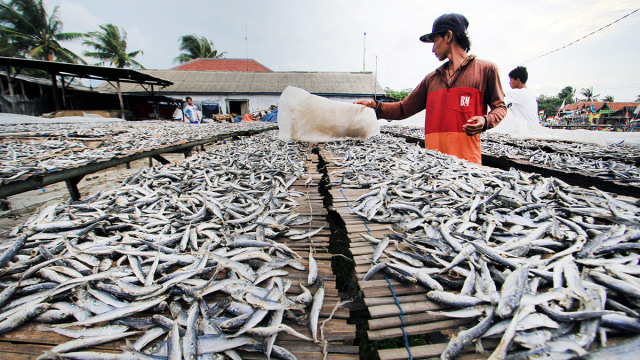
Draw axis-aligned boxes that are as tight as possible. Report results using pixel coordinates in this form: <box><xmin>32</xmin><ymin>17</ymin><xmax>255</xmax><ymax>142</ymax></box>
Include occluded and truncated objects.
<box><xmin>420</xmin><ymin>13</ymin><xmax>469</xmax><ymax>43</ymax></box>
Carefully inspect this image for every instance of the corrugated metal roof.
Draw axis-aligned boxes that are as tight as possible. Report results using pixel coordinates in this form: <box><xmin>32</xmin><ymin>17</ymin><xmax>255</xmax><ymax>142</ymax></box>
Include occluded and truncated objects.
<box><xmin>0</xmin><ymin>56</ymin><xmax>172</xmax><ymax>86</ymax></box>
<box><xmin>0</xmin><ymin>70</ymin><xmax>92</xmax><ymax>91</ymax></box>
<box><xmin>104</xmin><ymin>70</ymin><xmax>384</xmax><ymax>96</ymax></box>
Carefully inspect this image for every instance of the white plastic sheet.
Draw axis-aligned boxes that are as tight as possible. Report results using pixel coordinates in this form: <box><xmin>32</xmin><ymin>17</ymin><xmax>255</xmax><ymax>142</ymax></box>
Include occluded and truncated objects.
<box><xmin>488</xmin><ymin>112</ymin><xmax>607</xmax><ymax>146</ymax></box>
<box><xmin>277</xmin><ymin>86</ymin><xmax>380</xmax><ymax>142</ymax></box>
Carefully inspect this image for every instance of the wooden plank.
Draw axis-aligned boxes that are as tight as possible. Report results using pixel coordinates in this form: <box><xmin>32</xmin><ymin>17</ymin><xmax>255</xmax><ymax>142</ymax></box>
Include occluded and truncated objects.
<box><xmin>275</xmin><ymin>341</ymin><xmax>359</xmax><ymax>354</ymax></box>
<box><xmin>280</xmin><ymin>320</ymin><xmax>355</xmax><ymax>342</ymax></box>
<box><xmin>377</xmin><ymin>340</ymin><xmax>498</xmax><ymax>360</ymax></box>
<box><xmin>0</xmin><ymin>341</ymin><xmax>74</xmax><ymax>360</ymax></box>
<box><xmin>243</xmin><ymin>351</ymin><xmax>358</xmax><ymax>360</ymax></box>
<box><xmin>349</xmin><ymin>240</ymin><xmax>375</xmax><ymax>248</ymax></box>
<box><xmin>351</xmin><ymin>246</ymin><xmax>374</xmax><ymax>256</ymax></box>
<box><xmin>345</xmin><ymin>224</ymin><xmax>390</xmax><ymax>233</ymax></box>
<box><xmin>368</xmin><ymin>318</ymin><xmax>473</xmax><ymax>341</ymax></box>
<box><xmin>359</xmin><ymin>277</ymin><xmax>421</xmax><ymax>290</ymax></box>
<box><xmin>368</xmin><ymin>301</ymin><xmax>444</xmax><ymax>318</ymax></box>
<box><xmin>362</xmin><ymin>283</ymin><xmax>428</xmax><ymax>298</ymax></box>
<box><xmin>364</xmin><ymin>294</ymin><xmax>429</xmax><ymax>306</ymax></box>
<box><xmin>369</xmin><ymin>311</ymin><xmax>479</xmax><ymax>330</ymax></box>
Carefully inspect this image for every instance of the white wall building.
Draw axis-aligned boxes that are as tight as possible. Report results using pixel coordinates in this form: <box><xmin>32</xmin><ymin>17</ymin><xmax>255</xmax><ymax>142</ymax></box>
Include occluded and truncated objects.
<box><xmin>105</xmin><ymin>67</ymin><xmax>384</xmax><ymax>120</ymax></box>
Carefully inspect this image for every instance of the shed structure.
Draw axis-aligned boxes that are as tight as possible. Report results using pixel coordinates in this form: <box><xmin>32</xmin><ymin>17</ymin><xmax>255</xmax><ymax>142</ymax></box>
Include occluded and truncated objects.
<box><xmin>0</xmin><ymin>56</ymin><xmax>173</xmax><ymax>119</ymax></box>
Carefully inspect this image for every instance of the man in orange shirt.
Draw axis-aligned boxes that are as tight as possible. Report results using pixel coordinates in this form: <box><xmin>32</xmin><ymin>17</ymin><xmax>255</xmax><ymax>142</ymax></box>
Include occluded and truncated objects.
<box><xmin>356</xmin><ymin>13</ymin><xmax>506</xmax><ymax>164</ymax></box>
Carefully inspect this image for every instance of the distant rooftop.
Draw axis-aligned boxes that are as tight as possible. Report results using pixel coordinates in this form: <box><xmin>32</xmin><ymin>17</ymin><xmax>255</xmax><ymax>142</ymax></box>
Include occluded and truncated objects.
<box><xmin>171</xmin><ymin>58</ymin><xmax>272</xmax><ymax>72</ymax></box>
<box><xmin>562</xmin><ymin>101</ymin><xmax>640</xmax><ymax>112</ymax></box>
<box><xmin>107</xmin><ymin>70</ymin><xmax>384</xmax><ymax>96</ymax></box>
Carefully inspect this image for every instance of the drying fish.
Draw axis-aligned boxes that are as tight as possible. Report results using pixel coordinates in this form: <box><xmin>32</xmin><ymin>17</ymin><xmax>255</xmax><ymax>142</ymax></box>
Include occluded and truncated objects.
<box><xmin>308</xmin><ymin>248</ymin><xmax>318</xmax><ymax>286</ymax></box>
<box><xmin>0</xmin><ymin>130</ymin><xmax>331</xmax><ymax>359</ymax></box>
<box><xmin>323</xmin><ymin>132</ymin><xmax>640</xmax><ymax>359</ymax></box>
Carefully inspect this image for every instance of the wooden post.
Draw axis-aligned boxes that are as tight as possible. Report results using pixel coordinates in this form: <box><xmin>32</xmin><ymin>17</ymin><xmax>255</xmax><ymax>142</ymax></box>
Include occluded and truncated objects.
<box><xmin>152</xmin><ymin>84</ymin><xmax>159</xmax><ymax>120</ymax></box>
<box><xmin>59</xmin><ymin>75</ymin><xmax>67</xmax><ymax>110</ymax></box>
<box><xmin>117</xmin><ymin>80</ymin><xmax>125</xmax><ymax>120</ymax></box>
<box><xmin>65</xmin><ymin>176</ymin><xmax>83</xmax><ymax>201</ymax></box>
<box><xmin>50</xmin><ymin>72</ymin><xmax>61</xmax><ymax>111</ymax></box>
<box><xmin>19</xmin><ymin>80</ymin><xmax>26</xmax><ymax>114</ymax></box>
<box><xmin>4</xmin><ymin>66</ymin><xmax>16</xmax><ymax>113</ymax></box>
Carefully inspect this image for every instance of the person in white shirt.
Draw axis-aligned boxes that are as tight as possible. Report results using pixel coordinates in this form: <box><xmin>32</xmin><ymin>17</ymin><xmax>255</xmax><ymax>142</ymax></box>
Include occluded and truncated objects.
<box><xmin>505</xmin><ymin>66</ymin><xmax>539</xmax><ymax>124</ymax></box>
<box><xmin>183</xmin><ymin>96</ymin><xmax>200</xmax><ymax>124</ymax></box>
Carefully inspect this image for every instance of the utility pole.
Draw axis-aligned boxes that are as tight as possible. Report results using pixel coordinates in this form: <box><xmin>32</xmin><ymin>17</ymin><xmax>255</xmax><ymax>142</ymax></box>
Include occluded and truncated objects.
<box><xmin>374</xmin><ymin>55</ymin><xmax>378</xmax><ymax>100</ymax></box>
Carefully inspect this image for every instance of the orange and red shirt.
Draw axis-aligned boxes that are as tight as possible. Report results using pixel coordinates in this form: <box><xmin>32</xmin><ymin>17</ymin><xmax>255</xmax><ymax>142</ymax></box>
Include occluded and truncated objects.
<box><xmin>376</xmin><ymin>55</ymin><xmax>507</xmax><ymax>164</ymax></box>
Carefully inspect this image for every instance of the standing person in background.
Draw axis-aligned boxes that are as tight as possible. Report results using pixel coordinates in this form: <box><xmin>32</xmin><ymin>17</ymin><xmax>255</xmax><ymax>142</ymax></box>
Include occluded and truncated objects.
<box><xmin>184</xmin><ymin>96</ymin><xmax>200</xmax><ymax>124</ymax></box>
<box><xmin>355</xmin><ymin>13</ymin><xmax>506</xmax><ymax>165</ymax></box>
<box><xmin>506</xmin><ymin>66</ymin><xmax>539</xmax><ymax>124</ymax></box>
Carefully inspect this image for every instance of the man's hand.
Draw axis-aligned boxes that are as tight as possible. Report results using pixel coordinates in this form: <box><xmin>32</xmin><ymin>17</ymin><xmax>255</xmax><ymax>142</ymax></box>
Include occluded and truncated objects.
<box><xmin>354</xmin><ymin>100</ymin><xmax>377</xmax><ymax>109</ymax></box>
<box><xmin>463</xmin><ymin>115</ymin><xmax>486</xmax><ymax>136</ymax></box>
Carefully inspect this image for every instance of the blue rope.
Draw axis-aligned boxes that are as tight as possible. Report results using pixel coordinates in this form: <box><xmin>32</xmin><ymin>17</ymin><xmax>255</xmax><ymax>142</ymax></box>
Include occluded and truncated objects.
<box><xmin>339</xmin><ymin>189</ymin><xmax>413</xmax><ymax>360</ymax></box>
<box><xmin>27</xmin><ymin>180</ymin><xmax>46</xmax><ymax>193</ymax></box>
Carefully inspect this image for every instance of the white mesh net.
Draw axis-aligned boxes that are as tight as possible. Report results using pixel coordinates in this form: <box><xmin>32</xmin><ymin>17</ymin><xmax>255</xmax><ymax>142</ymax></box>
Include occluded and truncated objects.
<box><xmin>277</xmin><ymin>86</ymin><xmax>380</xmax><ymax>142</ymax></box>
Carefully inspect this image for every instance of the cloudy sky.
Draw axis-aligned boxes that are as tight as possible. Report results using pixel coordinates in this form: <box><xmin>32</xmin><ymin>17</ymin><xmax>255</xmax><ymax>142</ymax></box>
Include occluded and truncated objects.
<box><xmin>47</xmin><ymin>0</ymin><xmax>640</xmax><ymax>102</ymax></box>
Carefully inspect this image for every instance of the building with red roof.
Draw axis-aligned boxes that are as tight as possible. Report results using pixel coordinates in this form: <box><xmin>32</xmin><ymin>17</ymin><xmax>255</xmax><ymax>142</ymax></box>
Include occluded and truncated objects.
<box><xmin>171</xmin><ymin>58</ymin><xmax>272</xmax><ymax>72</ymax></box>
<box><xmin>559</xmin><ymin>101</ymin><xmax>639</xmax><ymax>124</ymax></box>
<box><xmin>96</xmin><ymin>58</ymin><xmax>384</xmax><ymax>120</ymax></box>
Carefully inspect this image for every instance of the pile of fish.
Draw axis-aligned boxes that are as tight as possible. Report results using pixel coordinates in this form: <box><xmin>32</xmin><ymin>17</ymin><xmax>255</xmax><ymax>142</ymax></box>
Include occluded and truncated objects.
<box><xmin>381</xmin><ymin>125</ymin><xmax>640</xmax><ymax>186</ymax></box>
<box><xmin>482</xmin><ymin>132</ymin><xmax>640</xmax><ymax>160</ymax></box>
<box><xmin>379</xmin><ymin>125</ymin><xmax>425</xmax><ymax>139</ymax></box>
<box><xmin>482</xmin><ymin>133</ymin><xmax>640</xmax><ymax>186</ymax></box>
<box><xmin>0</xmin><ymin>131</ymin><xmax>327</xmax><ymax>359</ymax></box>
<box><xmin>324</xmin><ymin>134</ymin><xmax>640</xmax><ymax>359</ymax></box>
<box><xmin>0</xmin><ymin>121</ymin><xmax>275</xmax><ymax>185</ymax></box>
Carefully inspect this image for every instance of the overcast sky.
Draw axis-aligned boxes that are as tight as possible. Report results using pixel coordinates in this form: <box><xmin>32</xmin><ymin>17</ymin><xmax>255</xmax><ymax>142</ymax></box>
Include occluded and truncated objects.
<box><xmin>46</xmin><ymin>0</ymin><xmax>640</xmax><ymax>102</ymax></box>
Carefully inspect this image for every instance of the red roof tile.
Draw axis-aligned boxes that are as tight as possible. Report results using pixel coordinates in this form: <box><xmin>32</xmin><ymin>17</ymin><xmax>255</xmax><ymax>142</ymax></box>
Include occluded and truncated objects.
<box><xmin>606</xmin><ymin>102</ymin><xmax>640</xmax><ymax>111</ymax></box>
<box><xmin>561</xmin><ymin>101</ymin><xmax>639</xmax><ymax>111</ymax></box>
<box><xmin>172</xmin><ymin>58</ymin><xmax>272</xmax><ymax>72</ymax></box>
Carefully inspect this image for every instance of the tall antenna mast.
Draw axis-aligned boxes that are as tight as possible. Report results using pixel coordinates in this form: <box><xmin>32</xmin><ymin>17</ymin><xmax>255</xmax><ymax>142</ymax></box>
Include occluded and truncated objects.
<box><xmin>374</xmin><ymin>55</ymin><xmax>378</xmax><ymax>100</ymax></box>
<box><xmin>362</xmin><ymin>32</ymin><xmax>366</xmax><ymax>71</ymax></box>
<box><xmin>245</xmin><ymin>25</ymin><xmax>250</xmax><ymax>71</ymax></box>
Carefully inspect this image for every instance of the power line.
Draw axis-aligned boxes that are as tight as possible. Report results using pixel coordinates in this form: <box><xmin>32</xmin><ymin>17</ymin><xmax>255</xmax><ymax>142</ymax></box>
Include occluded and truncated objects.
<box><xmin>512</xmin><ymin>8</ymin><xmax>639</xmax><ymax>66</ymax></box>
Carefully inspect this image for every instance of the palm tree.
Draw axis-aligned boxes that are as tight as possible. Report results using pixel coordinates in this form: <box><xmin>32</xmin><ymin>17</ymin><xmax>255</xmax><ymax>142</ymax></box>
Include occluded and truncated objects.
<box><xmin>83</xmin><ymin>24</ymin><xmax>144</xmax><ymax>68</ymax></box>
<box><xmin>602</xmin><ymin>95</ymin><xmax>614</xmax><ymax>102</ymax></box>
<box><xmin>83</xmin><ymin>23</ymin><xmax>144</xmax><ymax>119</ymax></box>
<box><xmin>0</xmin><ymin>33</ymin><xmax>18</xmax><ymax>56</ymax></box>
<box><xmin>557</xmin><ymin>86</ymin><xmax>576</xmax><ymax>104</ymax></box>
<box><xmin>0</xmin><ymin>0</ymin><xmax>85</xmax><ymax>62</ymax></box>
<box><xmin>174</xmin><ymin>34</ymin><xmax>226</xmax><ymax>64</ymax></box>
<box><xmin>636</xmin><ymin>94</ymin><xmax>640</xmax><ymax>102</ymax></box>
<box><xmin>580</xmin><ymin>87</ymin><xmax>600</xmax><ymax>102</ymax></box>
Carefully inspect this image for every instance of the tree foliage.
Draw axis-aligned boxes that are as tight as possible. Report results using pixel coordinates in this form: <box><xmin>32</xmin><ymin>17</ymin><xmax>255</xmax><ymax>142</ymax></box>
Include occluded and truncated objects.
<box><xmin>580</xmin><ymin>86</ymin><xmax>599</xmax><ymax>102</ymax></box>
<box><xmin>537</xmin><ymin>94</ymin><xmax>563</xmax><ymax>118</ymax></box>
<box><xmin>83</xmin><ymin>23</ymin><xmax>144</xmax><ymax>68</ymax></box>
<box><xmin>0</xmin><ymin>32</ymin><xmax>18</xmax><ymax>57</ymax></box>
<box><xmin>602</xmin><ymin>95</ymin><xmax>614</xmax><ymax>102</ymax></box>
<box><xmin>384</xmin><ymin>87</ymin><xmax>412</xmax><ymax>101</ymax></box>
<box><xmin>174</xmin><ymin>34</ymin><xmax>226</xmax><ymax>64</ymax></box>
<box><xmin>557</xmin><ymin>86</ymin><xmax>576</xmax><ymax>104</ymax></box>
<box><xmin>0</xmin><ymin>0</ymin><xmax>85</xmax><ymax>62</ymax></box>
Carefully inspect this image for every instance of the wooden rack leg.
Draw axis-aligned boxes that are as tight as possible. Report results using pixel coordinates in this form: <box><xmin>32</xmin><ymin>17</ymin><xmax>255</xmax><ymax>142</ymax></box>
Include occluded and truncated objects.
<box><xmin>65</xmin><ymin>176</ymin><xmax>83</xmax><ymax>201</ymax></box>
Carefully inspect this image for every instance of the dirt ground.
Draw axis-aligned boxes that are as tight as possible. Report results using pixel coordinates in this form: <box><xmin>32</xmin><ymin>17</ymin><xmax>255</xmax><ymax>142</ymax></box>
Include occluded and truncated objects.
<box><xmin>0</xmin><ymin>144</ymin><xmax>220</xmax><ymax>238</ymax></box>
